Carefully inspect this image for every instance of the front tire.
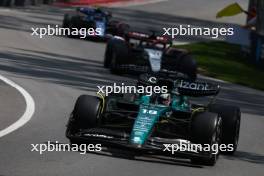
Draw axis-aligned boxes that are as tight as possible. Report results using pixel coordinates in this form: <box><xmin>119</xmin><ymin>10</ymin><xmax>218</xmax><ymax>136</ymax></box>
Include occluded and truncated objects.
<box><xmin>191</xmin><ymin>112</ymin><xmax>222</xmax><ymax>166</ymax></box>
<box><xmin>209</xmin><ymin>104</ymin><xmax>241</xmax><ymax>155</ymax></box>
<box><xmin>66</xmin><ymin>95</ymin><xmax>102</xmax><ymax>142</ymax></box>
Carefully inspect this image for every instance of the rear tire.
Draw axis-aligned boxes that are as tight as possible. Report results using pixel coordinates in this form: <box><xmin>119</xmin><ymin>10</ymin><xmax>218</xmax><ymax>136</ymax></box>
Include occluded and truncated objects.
<box><xmin>191</xmin><ymin>112</ymin><xmax>222</xmax><ymax>166</ymax></box>
<box><xmin>62</xmin><ymin>14</ymin><xmax>70</xmax><ymax>28</ymax></box>
<box><xmin>67</xmin><ymin>15</ymin><xmax>82</xmax><ymax>38</ymax></box>
<box><xmin>104</xmin><ymin>38</ymin><xmax>128</xmax><ymax>74</ymax></box>
<box><xmin>108</xmin><ymin>21</ymin><xmax>130</xmax><ymax>37</ymax></box>
<box><xmin>63</xmin><ymin>14</ymin><xmax>77</xmax><ymax>38</ymax></box>
<box><xmin>162</xmin><ymin>48</ymin><xmax>197</xmax><ymax>80</ymax></box>
<box><xmin>116</xmin><ymin>23</ymin><xmax>130</xmax><ymax>37</ymax></box>
<box><xmin>110</xmin><ymin>51</ymin><xmax>121</xmax><ymax>74</ymax></box>
<box><xmin>209</xmin><ymin>104</ymin><xmax>241</xmax><ymax>155</ymax></box>
<box><xmin>104</xmin><ymin>39</ymin><xmax>114</xmax><ymax>68</ymax></box>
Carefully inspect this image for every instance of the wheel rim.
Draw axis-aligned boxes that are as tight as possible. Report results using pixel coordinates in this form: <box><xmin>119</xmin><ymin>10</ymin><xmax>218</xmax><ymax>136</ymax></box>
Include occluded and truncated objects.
<box><xmin>211</xmin><ymin>117</ymin><xmax>222</xmax><ymax>160</ymax></box>
<box><xmin>96</xmin><ymin>102</ymin><xmax>103</xmax><ymax>122</ymax></box>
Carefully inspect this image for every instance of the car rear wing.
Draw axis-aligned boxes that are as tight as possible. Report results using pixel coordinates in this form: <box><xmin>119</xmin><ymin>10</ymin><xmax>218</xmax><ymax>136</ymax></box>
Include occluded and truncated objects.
<box><xmin>175</xmin><ymin>79</ymin><xmax>220</xmax><ymax>97</ymax></box>
<box><xmin>138</xmin><ymin>73</ymin><xmax>220</xmax><ymax>97</ymax></box>
<box><xmin>125</xmin><ymin>31</ymin><xmax>171</xmax><ymax>45</ymax></box>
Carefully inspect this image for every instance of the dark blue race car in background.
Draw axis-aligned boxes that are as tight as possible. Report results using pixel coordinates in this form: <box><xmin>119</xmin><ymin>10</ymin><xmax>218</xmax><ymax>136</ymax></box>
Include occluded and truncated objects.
<box><xmin>62</xmin><ymin>6</ymin><xmax>129</xmax><ymax>40</ymax></box>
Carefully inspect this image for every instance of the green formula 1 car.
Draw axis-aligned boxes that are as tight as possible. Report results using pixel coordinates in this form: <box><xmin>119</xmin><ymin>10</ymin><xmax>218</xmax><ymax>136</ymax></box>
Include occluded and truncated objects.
<box><xmin>66</xmin><ymin>73</ymin><xmax>241</xmax><ymax>166</ymax></box>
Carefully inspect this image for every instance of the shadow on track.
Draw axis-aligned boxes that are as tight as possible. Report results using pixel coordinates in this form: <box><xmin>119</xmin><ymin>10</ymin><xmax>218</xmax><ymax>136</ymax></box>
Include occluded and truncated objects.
<box><xmin>0</xmin><ymin>48</ymin><xmax>263</xmax><ymax>116</ymax></box>
<box><xmin>0</xmin><ymin>49</ymin><xmax>135</xmax><ymax>91</ymax></box>
<box><xmin>45</xmin><ymin>141</ymin><xmax>203</xmax><ymax>168</ymax></box>
<box><xmin>95</xmin><ymin>147</ymin><xmax>203</xmax><ymax>168</ymax></box>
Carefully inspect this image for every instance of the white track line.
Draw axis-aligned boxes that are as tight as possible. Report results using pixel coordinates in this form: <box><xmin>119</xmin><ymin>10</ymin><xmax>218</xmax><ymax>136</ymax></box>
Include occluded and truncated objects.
<box><xmin>0</xmin><ymin>74</ymin><xmax>35</xmax><ymax>138</ymax></box>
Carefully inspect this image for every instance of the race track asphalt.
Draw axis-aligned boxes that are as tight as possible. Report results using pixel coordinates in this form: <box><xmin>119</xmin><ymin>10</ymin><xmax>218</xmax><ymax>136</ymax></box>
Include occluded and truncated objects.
<box><xmin>0</xmin><ymin>1</ymin><xmax>263</xmax><ymax>176</ymax></box>
<box><xmin>0</xmin><ymin>80</ymin><xmax>25</xmax><ymax>131</ymax></box>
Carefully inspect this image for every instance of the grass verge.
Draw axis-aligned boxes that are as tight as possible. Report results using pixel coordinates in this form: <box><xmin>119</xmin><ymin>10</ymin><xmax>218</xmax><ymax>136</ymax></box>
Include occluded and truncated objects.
<box><xmin>177</xmin><ymin>42</ymin><xmax>264</xmax><ymax>90</ymax></box>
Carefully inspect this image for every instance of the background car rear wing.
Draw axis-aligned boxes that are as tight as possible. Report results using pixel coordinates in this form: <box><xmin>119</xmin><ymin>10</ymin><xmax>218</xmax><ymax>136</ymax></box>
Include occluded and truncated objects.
<box><xmin>126</xmin><ymin>31</ymin><xmax>172</xmax><ymax>45</ymax></box>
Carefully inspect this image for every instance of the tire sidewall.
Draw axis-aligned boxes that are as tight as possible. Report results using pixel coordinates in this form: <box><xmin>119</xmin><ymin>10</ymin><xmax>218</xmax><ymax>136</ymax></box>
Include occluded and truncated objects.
<box><xmin>73</xmin><ymin>95</ymin><xmax>102</xmax><ymax>129</ymax></box>
<box><xmin>209</xmin><ymin>104</ymin><xmax>241</xmax><ymax>154</ymax></box>
<box><xmin>191</xmin><ymin>111</ymin><xmax>222</xmax><ymax>165</ymax></box>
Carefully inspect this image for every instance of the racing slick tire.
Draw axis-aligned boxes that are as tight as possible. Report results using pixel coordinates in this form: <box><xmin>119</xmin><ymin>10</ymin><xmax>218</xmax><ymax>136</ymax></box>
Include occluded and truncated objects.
<box><xmin>66</xmin><ymin>15</ymin><xmax>81</xmax><ymax>38</ymax></box>
<box><xmin>190</xmin><ymin>112</ymin><xmax>222</xmax><ymax>166</ymax></box>
<box><xmin>209</xmin><ymin>104</ymin><xmax>241</xmax><ymax>155</ymax></box>
<box><xmin>108</xmin><ymin>21</ymin><xmax>130</xmax><ymax>37</ymax></box>
<box><xmin>62</xmin><ymin>14</ymin><xmax>71</xmax><ymax>28</ymax></box>
<box><xmin>63</xmin><ymin>14</ymin><xmax>77</xmax><ymax>38</ymax></box>
<box><xmin>116</xmin><ymin>23</ymin><xmax>130</xmax><ymax>37</ymax></box>
<box><xmin>66</xmin><ymin>95</ymin><xmax>102</xmax><ymax>143</ymax></box>
<box><xmin>104</xmin><ymin>39</ymin><xmax>114</xmax><ymax>68</ymax></box>
<box><xmin>162</xmin><ymin>48</ymin><xmax>197</xmax><ymax>80</ymax></box>
<box><xmin>104</xmin><ymin>38</ymin><xmax>128</xmax><ymax>74</ymax></box>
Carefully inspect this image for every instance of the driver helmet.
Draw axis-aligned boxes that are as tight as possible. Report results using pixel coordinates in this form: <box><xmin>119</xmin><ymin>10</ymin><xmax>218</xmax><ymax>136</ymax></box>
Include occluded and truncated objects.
<box><xmin>158</xmin><ymin>93</ymin><xmax>171</xmax><ymax>106</ymax></box>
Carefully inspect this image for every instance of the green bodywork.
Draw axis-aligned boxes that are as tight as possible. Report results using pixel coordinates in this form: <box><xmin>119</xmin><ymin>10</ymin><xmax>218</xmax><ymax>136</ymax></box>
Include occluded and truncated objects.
<box><xmin>129</xmin><ymin>95</ymin><xmax>190</xmax><ymax>146</ymax></box>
